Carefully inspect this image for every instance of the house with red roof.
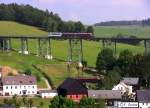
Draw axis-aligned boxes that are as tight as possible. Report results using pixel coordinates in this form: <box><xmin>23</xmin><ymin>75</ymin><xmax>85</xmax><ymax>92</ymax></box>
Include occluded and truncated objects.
<box><xmin>57</xmin><ymin>78</ymin><xmax>88</xmax><ymax>102</ymax></box>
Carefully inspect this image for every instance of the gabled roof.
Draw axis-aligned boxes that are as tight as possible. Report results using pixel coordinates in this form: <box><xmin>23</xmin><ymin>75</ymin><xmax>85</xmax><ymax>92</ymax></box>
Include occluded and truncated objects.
<box><xmin>121</xmin><ymin>77</ymin><xmax>139</xmax><ymax>86</ymax></box>
<box><xmin>137</xmin><ymin>90</ymin><xmax>150</xmax><ymax>102</ymax></box>
<box><xmin>88</xmin><ymin>90</ymin><xmax>122</xmax><ymax>100</ymax></box>
<box><xmin>39</xmin><ymin>90</ymin><xmax>57</xmax><ymax>94</ymax></box>
<box><xmin>57</xmin><ymin>78</ymin><xmax>87</xmax><ymax>94</ymax></box>
<box><xmin>112</xmin><ymin>82</ymin><xmax>128</xmax><ymax>90</ymax></box>
<box><xmin>0</xmin><ymin>105</ymin><xmax>16</xmax><ymax>108</ymax></box>
<box><xmin>2</xmin><ymin>75</ymin><xmax>37</xmax><ymax>85</ymax></box>
<box><xmin>75</xmin><ymin>77</ymin><xmax>99</xmax><ymax>83</ymax></box>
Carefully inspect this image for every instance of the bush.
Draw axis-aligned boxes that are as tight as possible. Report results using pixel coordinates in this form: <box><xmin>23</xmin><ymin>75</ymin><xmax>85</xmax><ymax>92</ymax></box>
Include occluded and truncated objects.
<box><xmin>24</xmin><ymin>68</ymin><xmax>32</xmax><ymax>75</ymax></box>
<box><xmin>79</xmin><ymin>97</ymin><xmax>96</xmax><ymax>108</ymax></box>
<box><xmin>49</xmin><ymin>96</ymin><xmax>76</xmax><ymax>108</ymax></box>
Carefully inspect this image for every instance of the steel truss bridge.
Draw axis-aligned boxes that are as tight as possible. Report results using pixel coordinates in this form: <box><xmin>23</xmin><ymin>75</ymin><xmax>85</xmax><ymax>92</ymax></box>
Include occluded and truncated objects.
<box><xmin>0</xmin><ymin>36</ymin><xmax>150</xmax><ymax>68</ymax></box>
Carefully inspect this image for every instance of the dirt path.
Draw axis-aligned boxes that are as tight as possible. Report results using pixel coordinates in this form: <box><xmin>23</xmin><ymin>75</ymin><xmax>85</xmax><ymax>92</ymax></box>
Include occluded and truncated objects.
<box><xmin>42</xmin><ymin>77</ymin><xmax>52</xmax><ymax>90</ymax></box>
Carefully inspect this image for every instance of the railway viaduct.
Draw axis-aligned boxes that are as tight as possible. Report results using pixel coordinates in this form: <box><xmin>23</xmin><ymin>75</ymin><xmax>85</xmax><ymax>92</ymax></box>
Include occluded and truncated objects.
<box><xmin>0</xmin><ymin>35</ymin><xmax>150</xmax><ymax>68</ymax></box>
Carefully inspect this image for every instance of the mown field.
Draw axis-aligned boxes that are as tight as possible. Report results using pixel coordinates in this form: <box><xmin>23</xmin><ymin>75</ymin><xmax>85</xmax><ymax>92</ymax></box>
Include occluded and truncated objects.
<box><xmin>0</xmin><ymin>21</ymin><xmax>47</xmax><ymax>36</ymax></box>
<box><xmin>94</xmin><ymin>25</ymin><xmax>150</xmax><ymax>38</ymax></box>
<box><xmin>0</xmin><ymin>21</ymin><xmax>148</xmax><ymax>87</ymax></box>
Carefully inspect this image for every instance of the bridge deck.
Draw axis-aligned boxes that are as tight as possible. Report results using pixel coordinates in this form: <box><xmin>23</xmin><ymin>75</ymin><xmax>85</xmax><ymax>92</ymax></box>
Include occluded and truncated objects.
<box><xmin>0</xmin><ymin>36</ymin><xmax>150</xmax><ymax>41</ymax></box>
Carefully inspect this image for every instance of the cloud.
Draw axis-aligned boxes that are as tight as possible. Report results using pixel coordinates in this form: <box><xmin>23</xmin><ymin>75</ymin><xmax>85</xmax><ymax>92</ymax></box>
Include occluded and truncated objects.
<box><xmin>36</xmin><ymin>0</ymin><xmax>89</xmax><ymax>6</ymax></box>
<box><xmin>68</xmin><ymin>13</ymin><xmax>81</xmax><ymax>22</ymax></box>
<box><xmin>38</xmin><ymin>0</ymin><xmax>57</xmax><ymax>4</ymax></box>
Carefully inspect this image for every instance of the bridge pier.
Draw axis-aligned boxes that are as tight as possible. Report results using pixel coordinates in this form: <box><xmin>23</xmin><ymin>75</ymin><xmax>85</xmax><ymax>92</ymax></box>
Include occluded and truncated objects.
<box><xmin>68</xmin><ymin>39</ymin><xmax>83</xmax><ymax>68</ymax></box>
<box><xmin>114</xmin><ymin>40</ymin><xmax>117</xmax><ymax>55</ymax></box>
<box><xmin>144</xmin><ymin>40</ymin><xmax>149</xmax><ymax>56</ymax></box>
<box><xmin>37</xmin><ymin>38</ymin><xmax>53</xmax><ymax>60</ymax></box>
<box><xmin>1</xmin><ymin>38</ymin><xmax>11</xmax><ymax>51</ymax></box>
<box><xmin>101</xmin><ymin>39</ymin><xmax>117</xmax><ymax>55</ymax></box>
<box><xmin>102</xmin><ymin>40</ymin><xmax>106</xmax><ymax>48</ymax></box>
<box><xmin>19</xmin><ymin>38</ymin><xmax>29</xmax><ymax>54</ymax></box>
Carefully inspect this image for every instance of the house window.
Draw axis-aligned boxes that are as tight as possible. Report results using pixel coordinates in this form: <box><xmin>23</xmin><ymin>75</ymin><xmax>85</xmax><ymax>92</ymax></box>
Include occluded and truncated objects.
<box><xmin>76</xmin><ymin>95</ymin><xmax>78</xmax><ymax>98</ymax></box>
<box><xmin>20</xmin><ymin>91</ymin><xmax>21</xmax><ymax>94</ymax></box>
<box><xmin>121</xmin><ymin>87</ymin><xmax>123</xmax><ymax>90</ymax></box>
<box><xmin>28</xmin><ymin>86</ymin><xmax>30</xmax><ymax>88</ymax></box>
<box><xmin>32</xmin><ymin>91</ymin><xmax>34</xmax><ymax>94</ymax></box>
<box><xmin>11</xmin><ymin>86</ymin><xmax>13</xmax><ymax>89</ymax></box>
<box><xmin>24</xmin><ymin>86</ymin><xmax>26</xmax><ymax>89</ymax></box>
<box><xmin>28</xmin><ymin>91</ymin><xmax>30</xmax><ymax>94</ymax></box>
<box><xmin>32</xmin><ymin>86</ymin><xmax>34</xmax><ymax>89</ymax></box>
<box><xmin>6</xmin><ymin>86</ymin><xmax>8</xmax><ymax>89</ymax></box>
<box><xmin>15</xmin><ymin>86</ymin><xmax>17</xmax><ymax>89</ymax></box>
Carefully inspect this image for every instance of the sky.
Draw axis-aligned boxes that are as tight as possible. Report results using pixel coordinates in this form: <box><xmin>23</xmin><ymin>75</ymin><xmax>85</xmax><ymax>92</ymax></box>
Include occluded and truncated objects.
<box><xmin>1</xmin><ymin>0</ymin><xmax>150</xmax><ymax>25</ymax></box>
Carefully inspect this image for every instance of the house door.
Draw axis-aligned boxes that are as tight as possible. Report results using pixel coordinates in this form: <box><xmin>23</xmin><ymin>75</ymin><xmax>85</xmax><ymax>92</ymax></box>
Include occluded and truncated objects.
<box><xmin>23</xmin><ymin>90</ymin><xmax>27</xmax><ymax>95</ymax></box>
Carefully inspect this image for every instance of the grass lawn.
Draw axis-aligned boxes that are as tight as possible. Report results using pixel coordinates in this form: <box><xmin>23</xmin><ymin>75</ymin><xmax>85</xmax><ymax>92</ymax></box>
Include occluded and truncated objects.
<box><xmin>0</xmin><ymin>97</ymin><xmax>50</xmax><ymax>108</ymax></box>
<box><xmin>0</xmin><ymin>21</ymin><xmax>47</xmax><ymax>36</ymax></box>
<box><xmin>39</xmin><ymin>63</ymin><xmax>76</xmax><ymax>87</ymax></box>
<box><xmin>94</xmin><ymin>25</ymin><xmax>150</xmax><ymax>38</ymax></box>
<box><xmin>31</xmin><ymin>97</ymin><xmax>50</xmax><ymax>108</ymax></box>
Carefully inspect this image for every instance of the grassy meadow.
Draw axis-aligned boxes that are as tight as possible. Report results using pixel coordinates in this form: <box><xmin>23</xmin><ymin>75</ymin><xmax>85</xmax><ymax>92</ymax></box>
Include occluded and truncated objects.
<box><xmin>0</xmin><ymin>21</ymin><xmax>47</xmax><ymax>36</ymax></box>
<box><xmin>94</xmin><ymin>25</ymin><xmax>150</xmax><ymax>38</ymax></box>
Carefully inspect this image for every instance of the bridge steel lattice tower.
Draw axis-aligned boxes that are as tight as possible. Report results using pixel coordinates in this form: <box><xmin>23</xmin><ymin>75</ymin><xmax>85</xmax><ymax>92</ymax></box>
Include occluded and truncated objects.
<box><xmin>37</xmin><ymin>38</ymin><xmax>52</xmax><ymax>60</ymax></box>
<box><xmin>1</xmin><ymin>38</ymin><xmax>11</xmax><ymax>51</ymax></box>
<box><xmin>101</xmin><ymin>39</ymin><xmax>117</xmax><ymax>55</ymax></box>
<box><xmin>68</xmin><ymin>38</ymin><xmax>83</xmax><ymax>67</ymax></box>
<box><xmin>19</xmin><ymin>38</ymin><xmax>29</xmax><ymax>55</ymax></box>
<box><xmin>67</xmin><ymin>38</ymin><xmax>83</xmax><ymax>77</ymax></box>
<box><xmin>144</xmin><ymin>40</ymin><xmax>150</xmax><ymax>56</ymax></box>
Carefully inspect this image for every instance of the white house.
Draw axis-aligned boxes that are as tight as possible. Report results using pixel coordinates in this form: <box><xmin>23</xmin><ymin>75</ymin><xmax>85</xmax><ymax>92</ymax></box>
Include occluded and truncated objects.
<box><xmin>2</xmin><ymin>75</ymin><xmax>37</xmax><ymax>96</ymax></box>
<box><xmin>39</xmin><ymin>90</ymin><xmax>58</xmax><ymax>98</ymax></box>
<box><xmin>112</xmin><ymin>77</ymin><xmax>139</xmax><ymax>95</ymax></box>
<box><xmin>137</xmin><ymin>90</ymin><xmax>150</xmax><ymax>108</ymax></box>
<box><xmin>112</xmin><ymin>82</ymin><xmax>133</xmax><ymax>95</ymax></box>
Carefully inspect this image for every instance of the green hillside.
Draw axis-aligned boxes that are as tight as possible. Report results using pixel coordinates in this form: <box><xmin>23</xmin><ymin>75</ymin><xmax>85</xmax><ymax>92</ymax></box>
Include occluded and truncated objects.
<box><xmin>0</xmin><ymin>21</ymin><xmax>47</xmax><ymax>36</ymax></box>
<box><xmin>94</xmin><ymin>26</ymin><xmax>150</xmax><ymax>38</ymax></box>
<box><xmin>0</xmin><ymin>21</ymin><xmax>147</xmax><ymax>88</ymax></box>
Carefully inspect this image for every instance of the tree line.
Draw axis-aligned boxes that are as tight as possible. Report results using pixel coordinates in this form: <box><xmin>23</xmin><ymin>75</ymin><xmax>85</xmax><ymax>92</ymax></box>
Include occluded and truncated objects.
<box><xmin>142</xmin><ymin>19</ymin><xmax>150</xmax><ymax>27</ymax></box>
<box><xmin>114</xmin><ymin>33</ymin><xmax>141</xmax><ymax>45</ymax></box>
<box><xmin>0</xmin><ymin>3</ymin><xmax>94</xmax><ymax>33</ymax></box>
<box><xmin>95</xmin><ymin>20</ymin><xmax>141</xmax><ymax>26</ymax></box>
<box><xmin>96</xmin><ymin>48</ymin><xmax>150</xmax><ymax>89</ymax></box>
<box><xmin>95</xmin><ymin>19</ymin><xmax>150</xmax><ymax>27</ymax></box>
